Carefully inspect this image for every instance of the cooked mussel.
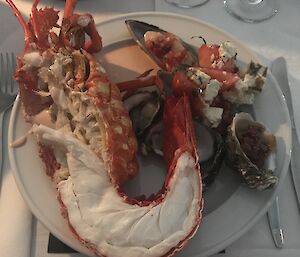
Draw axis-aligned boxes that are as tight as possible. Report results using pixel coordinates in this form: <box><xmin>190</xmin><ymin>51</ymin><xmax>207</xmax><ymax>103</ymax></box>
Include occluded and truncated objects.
<box><xmin>195</xmin><ymin>122</ymin><xmax>225</xmax><ymax>190</ymax></box>
<box><xmin>124</xmin><ymin>87</ymin><xmax>162</xmax><ymax>136</ymax></box>
<box><xmin>125</xmin><ymin>20</ymin><xmax>197</xmax><ymax>72</ymax></box>
<box><xmin>140</xmin><ymin>116</ymin><xmax>225</xmax><ymax>190</ymax></box>
<box><xmin>141</xmin><ymin>120</ymin><xmax>164</xmax><ymax>156</ymax></box>
<box><xmin>226</xmin><ymin>112</ymin><xmax>277</xmax><ymax>190</ymax></box>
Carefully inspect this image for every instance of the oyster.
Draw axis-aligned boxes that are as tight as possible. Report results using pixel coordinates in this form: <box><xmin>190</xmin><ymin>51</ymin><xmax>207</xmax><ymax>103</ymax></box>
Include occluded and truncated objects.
<box><xmin>226</xmin><ymin>112</ymin><xmax>277</xmax><ymax>190</ymax></box>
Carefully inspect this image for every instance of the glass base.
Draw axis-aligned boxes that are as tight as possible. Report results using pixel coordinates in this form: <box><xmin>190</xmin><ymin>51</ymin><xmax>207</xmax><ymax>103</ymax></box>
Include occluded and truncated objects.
<box><xmin>165</xmin><ymin>0</ymin><xmax>210</xmax><ymax>8</ymax></box>
<box><xmin>224</xmin><ymin>0</ymin><xmax>278</xmax><ymax>23</ymax></box>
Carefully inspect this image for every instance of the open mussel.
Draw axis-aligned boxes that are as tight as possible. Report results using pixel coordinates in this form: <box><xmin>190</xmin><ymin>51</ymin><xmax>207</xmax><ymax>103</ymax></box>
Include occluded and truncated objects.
<box><xmin>194</xmin><ymin>122</ymin><xmax>225</xmax><ymax>190</ymax></box>
<box><xmin>141</xmin><ymin>118</ymin><xmax>225</xmax><ymax>191</ymax></box>
<box><xmin>124</xmin><ymin>86</ymin><xmax>163</xmax><ymax>136</ymax></box>
<box><xmin>141</xmin><ymin>70</ymin><xmax>226</xmax><ymax>188</ymax></box>
<box><xmin>140</xmin><ymin>120</ymin><xmax>163</xmax><ymax>156</ymax></box>
<box><xmin>226</xmin><ymin>112</ymin><xmax>277</xmax><ymax>190</ymax></box>
<box><xmin>138</xmin><ymin>102</ymin><xmax>225</xmax><ymax>190</ymax></box>
<box><xmin>125</xmin><ymin>20</ymin><xmax>197</xmax><ymax>72</ymax></box>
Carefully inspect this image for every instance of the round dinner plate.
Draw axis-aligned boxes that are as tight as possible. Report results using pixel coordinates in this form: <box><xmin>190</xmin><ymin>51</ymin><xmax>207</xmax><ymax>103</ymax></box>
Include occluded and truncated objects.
<box><xmin>7</xmin><ymin>12</ymin><xmax>291</xmax><ymax>257</ymax></box>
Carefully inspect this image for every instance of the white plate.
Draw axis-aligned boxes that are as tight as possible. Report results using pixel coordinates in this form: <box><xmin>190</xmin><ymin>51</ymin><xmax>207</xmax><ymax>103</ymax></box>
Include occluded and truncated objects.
<box><xmin>8</xmin><ymin>12</ymin><xmax>291</xmax><ymax>257</ymax></box>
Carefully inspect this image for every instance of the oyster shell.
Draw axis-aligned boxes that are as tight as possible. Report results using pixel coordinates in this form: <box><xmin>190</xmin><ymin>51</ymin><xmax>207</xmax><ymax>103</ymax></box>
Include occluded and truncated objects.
<box><xmin>226</xmin><ymin>112</ymin><xmax>277</xmax><ymax>190</ymax></box>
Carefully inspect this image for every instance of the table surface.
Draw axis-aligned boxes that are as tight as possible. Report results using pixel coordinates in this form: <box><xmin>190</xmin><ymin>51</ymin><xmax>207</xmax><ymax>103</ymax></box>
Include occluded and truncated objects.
<box><xmin>0</xmin><ymin>0</ymin><xmax>300</xmax><ymax>257</ymax></box>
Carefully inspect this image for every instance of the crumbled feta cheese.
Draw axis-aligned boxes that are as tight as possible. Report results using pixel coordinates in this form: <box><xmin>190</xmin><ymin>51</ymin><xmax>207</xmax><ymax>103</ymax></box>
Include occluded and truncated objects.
<box><xmin>242</xmin><ymin>74</ymin><xmax>256</xmax><ymax>88</ymax></box>
<box><xmin>203</xmin><ymin>107</ymin><xmax>223</xmax><ymax>128</ymax></box>
<box><xmin>219</xmin><ymin>41</ymin><xmax>237</xmax><ymax>62</ymax></box>
<box><xmin>187</xmin><ymin>67</ymin><xmax>211</xmax><ymax>87</ymax></box>
<box><xmin>204</xmin><ymin>79</ymin><xmax>221</xmax><ymax>103</ymax></box>
<box><xmin>212</xmin><ymin>60</ymin><xmax>224</xmax><ymax>69</ymax></box>
<box><xmin>171</xmin><ymin>39</ymin><xmax>185</xmax><ymax>53</ymax></box>
<box><xmin>222</xmin><ymin>77</ymin><xmax>256</xmax><ymax>105</ymax></box>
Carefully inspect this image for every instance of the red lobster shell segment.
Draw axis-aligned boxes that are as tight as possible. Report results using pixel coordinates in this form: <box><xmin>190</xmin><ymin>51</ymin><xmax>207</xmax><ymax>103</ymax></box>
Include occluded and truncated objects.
<box><xmin>83</xmin><ymin>50</ymin><xmax>139</xmax><ymax>185</ymax></box>
<box><xmin>163</xmin><ymin>95</ymin><xmax>198</xmax><ymax>170</ymax></box>
<box><xmin>60</xmin><ymin>0</ymin><xmax>102</xmax><ymax>53</ymax></box>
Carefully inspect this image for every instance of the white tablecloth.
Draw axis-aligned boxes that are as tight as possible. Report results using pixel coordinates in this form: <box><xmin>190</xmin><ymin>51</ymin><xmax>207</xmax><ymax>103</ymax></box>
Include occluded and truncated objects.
<box><xmin>0</xmin><ymin>0</ymin><xmax>299</xmax><ymax>257</ymax></box>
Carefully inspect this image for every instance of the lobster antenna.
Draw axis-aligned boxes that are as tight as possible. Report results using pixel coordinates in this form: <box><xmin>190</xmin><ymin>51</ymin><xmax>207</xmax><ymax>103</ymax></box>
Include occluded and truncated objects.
<box><xmin>6</xmin><ymin>0</ymin><xmax>33</xmax><ymax>47</ymax></box>
<box><xmin>63</xmin><ymin>0</ymin><xmax>78</xmax><ymax>18</ymax></box>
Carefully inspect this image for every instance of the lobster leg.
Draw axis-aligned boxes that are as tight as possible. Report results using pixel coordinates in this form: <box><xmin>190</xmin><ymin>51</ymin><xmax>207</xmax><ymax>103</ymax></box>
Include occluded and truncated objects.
<box><xmin>163</xmin><ymin>95</ymin><xmax>198</xmax><ymax>171</ymax></box>
<box><xmin>60</xmin><ymin>0</ymin><xmax>102</xmax><ymax>53</ymax></box>
<box><xmin>30</xmin><ymin>0</ymin><xmax>41</xmax><ymax>41</ymax></box>
<box><xmin>6</xmin><ymin>0</ymin><xmax>34</xmax><ymax>52</ymax></box>
<box><xmin>117</xmin><ymin>75</ymin><xmax>157</xmax><ymax>92</ymax></box>
<box><xmin>83</xmin><ymin>15</ymin><xmax>103</xmax><ymax>53</ymax></box>
<box><xmin>63</xmin><ymin>0</ymin><xmax>78</xmax><ymax>18</ymax></box>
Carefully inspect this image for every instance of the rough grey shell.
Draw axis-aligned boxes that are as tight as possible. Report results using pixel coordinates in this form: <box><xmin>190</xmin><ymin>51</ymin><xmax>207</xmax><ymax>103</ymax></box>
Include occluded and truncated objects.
<box><xmin>226</xmin><ymin>112</ymin><xmax>277</xmax><ymax>190</ymax></box>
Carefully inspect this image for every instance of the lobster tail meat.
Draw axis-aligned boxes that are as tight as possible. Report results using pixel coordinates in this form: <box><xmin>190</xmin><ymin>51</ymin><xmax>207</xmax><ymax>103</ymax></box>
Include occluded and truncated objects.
<box><xmin>31</xmin><ymin>93</ymin><xmax>202</xmax><ymax>257</ymax></box>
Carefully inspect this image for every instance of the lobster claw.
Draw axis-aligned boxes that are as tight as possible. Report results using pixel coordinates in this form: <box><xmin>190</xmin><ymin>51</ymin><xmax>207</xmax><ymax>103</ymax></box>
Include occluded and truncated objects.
<box><xmin>60</xmin><ymin>0</ymin><xmax>102</xmax><ymax>53</ymax></box>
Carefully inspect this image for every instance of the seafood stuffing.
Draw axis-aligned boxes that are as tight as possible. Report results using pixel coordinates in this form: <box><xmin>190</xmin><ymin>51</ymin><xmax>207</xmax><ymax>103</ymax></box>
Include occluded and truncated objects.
<box><xmin>126</xmin><ymin>20</ymin><xmax>277</xmax><ymax>190</ymax></box>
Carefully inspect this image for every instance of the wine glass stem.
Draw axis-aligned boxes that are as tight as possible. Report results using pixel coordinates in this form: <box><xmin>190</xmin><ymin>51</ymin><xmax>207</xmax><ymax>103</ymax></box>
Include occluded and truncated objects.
<box><xmin>245</xmin><ymin>0</ymin><xmax>264</xmax><ymax>4</ymax></box>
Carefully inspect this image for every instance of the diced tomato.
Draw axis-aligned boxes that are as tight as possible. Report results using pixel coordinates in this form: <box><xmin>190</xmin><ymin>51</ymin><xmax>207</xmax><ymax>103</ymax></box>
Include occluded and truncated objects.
<box><xmin>164</xmin><ymin>49</ymin><xmax>188</xmax><ymax>72</ymax></box>
<box><xmin>200</xmin><ymin>67</ymin><xmax>239</xmax><ymax>91</ymax></box>
<box><xmin>171</xmin><ymin>71</ymin><xmax>207</xmax><ymax>117</ymax></box>
<box><xmin>172</xmin><ymin>71</ymin><xmax>198</xmax><ymax>96</ymax></box>
<box><xmin>198</xmin><ymin>44</ymin><xmax>220</xmax><ymax>68</ymax></box>
<box><xmin>198</xmin><ymin>44</ymin><xmax>237</xmax><ymax>72</ymax></box>
<box><xmin>222</xmin><ymin>60</ymin><xmax>237</xmax><ymax>73</ymax></box>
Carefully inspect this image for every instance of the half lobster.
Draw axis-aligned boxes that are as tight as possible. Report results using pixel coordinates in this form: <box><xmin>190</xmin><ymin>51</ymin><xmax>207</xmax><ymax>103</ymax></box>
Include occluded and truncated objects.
<box><xmin>7</xmin><ymin>0</ymin><xmax>203</xmax><ymax>256</ymax></box>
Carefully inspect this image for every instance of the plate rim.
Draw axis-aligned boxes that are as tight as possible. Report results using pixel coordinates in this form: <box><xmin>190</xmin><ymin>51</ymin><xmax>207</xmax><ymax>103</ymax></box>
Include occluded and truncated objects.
<box><xmin>8</xmin><ymin>11</ymin><xmax>291</xmax><ymax>257</ymax></box>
